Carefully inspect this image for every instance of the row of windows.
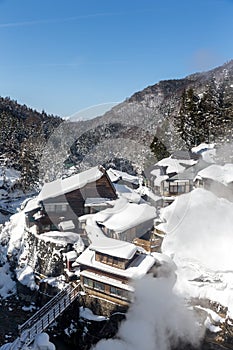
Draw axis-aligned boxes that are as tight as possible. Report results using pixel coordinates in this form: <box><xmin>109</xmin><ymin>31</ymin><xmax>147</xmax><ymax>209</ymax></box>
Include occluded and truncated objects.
<box><xmin>96</xmin><ymin>253</ymin><xmax>125</xmax><ymax>269</ymax></box>
<box><xmin>163</xmin><ymin>182</ymin><xmax>190</xmax><ymax>194</ymax></box>
<box><xmin>83</xmin><ymin>277</ymin><xmax>129</xmax><ymax>300</ymax></box>
<box><xmin>44</xmin><ymin>203</ymin><xmax>67</xmax><ymax>213</ymax></box>
<box><xmin>169</xmin><ymin>185</ymin><xmax>188</xmax><ymax>194</ymax></box>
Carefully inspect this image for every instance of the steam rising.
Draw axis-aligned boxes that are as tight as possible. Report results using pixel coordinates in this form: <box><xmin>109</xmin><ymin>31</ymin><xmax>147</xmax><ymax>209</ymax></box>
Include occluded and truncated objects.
<box><xmin>93</xmin><ymin>276</ymin><xmax>203</xmax><ymax>350</ymax></box>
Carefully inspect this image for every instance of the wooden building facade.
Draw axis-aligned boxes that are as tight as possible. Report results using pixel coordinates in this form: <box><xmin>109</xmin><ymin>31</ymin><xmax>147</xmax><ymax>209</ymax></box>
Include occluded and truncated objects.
<box><xmin>25</xmin><ymin>166</ymin><xmax>117</xmax><ymax>234</ymax></box>
<box><xmin>77</xmin><ymin>238</ymin><xmax>157</xmax><ymax>308</ymax></box>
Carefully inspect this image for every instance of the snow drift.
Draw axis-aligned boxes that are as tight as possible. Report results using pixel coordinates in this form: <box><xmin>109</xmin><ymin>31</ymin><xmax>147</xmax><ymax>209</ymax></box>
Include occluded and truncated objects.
<box><xmin>160</xmin><ymin>188</ymin><xmax>233</xmax><ymax>272</ymax></box>
<box><xmin>160</xmin><ymin>188</ymin><xmax>233</xmax><ymax>317</ymax></box>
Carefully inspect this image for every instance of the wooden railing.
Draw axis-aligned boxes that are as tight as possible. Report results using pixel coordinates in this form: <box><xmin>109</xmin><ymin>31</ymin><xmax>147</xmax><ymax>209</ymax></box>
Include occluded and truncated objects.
<box><xmin>7</xmin><ymin>282</ymin><xmax>80</xmax><ymax>350</ymax></box>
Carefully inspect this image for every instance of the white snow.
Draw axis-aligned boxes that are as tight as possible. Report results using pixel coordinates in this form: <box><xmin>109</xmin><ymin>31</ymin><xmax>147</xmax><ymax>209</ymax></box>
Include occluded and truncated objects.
<box><xmin>79</xmin><ymin>306</ymin><xmax>108</xmax><ymax>321</ymax></box>
<box><xmin>90</xmin><ymin>237</ymin><xmax>138</xmax><ymax>259</ymax></box>
<box><xmin>192</xmin><ymin>143</ymin><xmax>215</xmax><ymax>154</ymax></box>
<box><xmin>83</xmin><ymin>215</ymin><xmax>105</xmax><ymax>243</ymax></box>
<box><xmin>107</xmin><ymin>168</ymin><xmax>139</xmax><ymax>185</ymax></box>
<box><xmin>58</xmin><ymin>220</ymin><xmax>75</xmax><ymax>231</ymax></box>
<box><xmin>192</xmin><ymin>143</ymin><xmax>216</xmax><ymax>164</ymax></box>
<box><xmin>114</xmin><ymin>184</ymin><xmax>141</xmax><ymax>203</ymax></box>
<box><xmin>31</xmin><ymin>333</ymin><xmax>56</xmax><ymax>349</ymax></box>
<box><xmin>16</xmin><ymin>265</ymin><xmax>38</xmax><ymax>290</ymax></box>
<box><xmin>24</xmin><ymin>198</ymin><xmax>41</xmax><ymax>213</ymax></box>
<box><xmin>153</xmin><ymin>175</ymin><xmax>169</xmax><ymax>187</ymax></box>
<box><xmin>201</xmin><ymin>149</ymin><xmax>216</xmax><ymax>163</ymax></box>
<box><xmin>204</xmin><ymin>316</ymin><xmax>222</xmax><ymax>333</ymax></box>
<box><xmin>137</xmin><ymin>186</ymin><xmax>161</xmax><ymax>203</ymax></box>
<box><xmin>195</xmin><ymin>163</ymin><xmax>233</xmax><ymax>186</ymax></box>
<box><xmin>156</xmin><ymin>157</ymin><xmax>197</xmax><ymax>175</ymax></box>
<box><xmin>0</xmin><ymin>263</ymin><xmax>16</xmax><ymax>298</ymax></box>
<box><xmin>0</xmin><ymin>167</ymin><xmax>20</xmax><ymax>188</ymax></box>
<box><xmin>39</xmin><ymin>231</ymin><xmax>83</xmax><ymax>246</ymax></box>
<box><xmin>84</xmin><ymin>197</ymin><xmax>114</xmax><ymax>207</ymax></box>
<box><xmin>38</xmin><ymin>166</ymin><xmax>105</xmax><ymax>201</ymax></box>
<box><xmin>77</xmin><ymin>247</ymin><xmax>156</xmax><ymax>280</ymax></box>
<box><xmin>22</xmin><ymin>304</ymin><xmax>37</xmax><ymax>312</ymax></box>
<box><xmin>195</xmin><ymin>306</ymin><xmax>225</xmax><ymax>324</ymax></box>
<box><xmin>94</xmin><ymin>198</ymin><xmax>156</xmax><ymax>234</ymax></box>
<box><xmin>160</xmin><ymin>188</ymin><xmax>233</xmax><ymax>317</ymax></box>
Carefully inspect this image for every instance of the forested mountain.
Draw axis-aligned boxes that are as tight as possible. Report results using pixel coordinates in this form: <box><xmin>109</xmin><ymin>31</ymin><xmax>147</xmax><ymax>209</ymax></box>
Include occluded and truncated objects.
<box><xmin>0</xmin><ymin>97</ymin><xmax>62</xmax><ymax>190</ymax></box>
<box><xmin>1</xmin><ymin>60</ymin><xmax>233</xmax><ymax>187</ymax></box>
<box><xmin>54</xmin><ymin>60</ymin><xmax>233</xmax><ymax>177</ymax></box>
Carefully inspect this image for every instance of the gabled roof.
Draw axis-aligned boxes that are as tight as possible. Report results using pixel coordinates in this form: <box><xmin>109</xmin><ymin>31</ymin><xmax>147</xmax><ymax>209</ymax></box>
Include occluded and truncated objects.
<box><xmin>195</xmin><ymin>163</ymin><xmax>233</xmax><ymax>186</ymax></box>
<box><xmin>38</xmin><ymin>166</ymin><xmax>106</xmax><ymax>201</ymax></box>
<box><xmin>94</xmin><ymin>198</ymin><xmax>157</xmax><ymax>233</ymax></box>
<box><xmin>89</xmin><ymin>237</ymin><xmax>138</xmax><ymax>259</ymax></box>
<box><xmin>168</xmin><ymin>159</ymin><xmax>209</xmax><ymax>181</ymax></box>
<box><xmin>77</xmin><ymin>246</ymin><xmax>156</xmax><ymax>279</ymax></box>
<box><xmin>171</xmin><ymin>150</ymin><xmax>200</xmax><ymax>161</ymax></box>
<box><xmin>107</xmin><ymin>168</ymin><xmax>139</xmax><ymax>185</ymax></box>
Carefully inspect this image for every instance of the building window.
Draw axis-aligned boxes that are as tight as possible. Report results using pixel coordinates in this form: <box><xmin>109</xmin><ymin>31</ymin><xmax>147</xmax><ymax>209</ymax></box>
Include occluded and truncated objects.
<box><xmin>112</xmin><ymin>257</ymin><xmax>119</xmax><ymax>267</ymax></box>
<box><xmin>83</xmin><ymin>277</ymin><xmax>105</xmax><ymax>292</ymax></box>
<box><xmin>44</xmin><ymin>204</ymin><xmax>55</xmax><ymax>212</ymax></box>
<box><xmin>44</xmin><ymin>203</ymin><xmax>67</xmax><ymax>212</ymax></box>
<box><xmin>94</xmin><ymin>281</ymin><xmax>105</xmax><ymax>292</ymax></box>
<box><xmin>83</xmin><ymin>277</ymin><xmax>93</xmax><ymax>288</ymax></box>
<box><xmin>169</xmin><ymin>182</ymin><xmax>188</xmax><ymax>194</ymax></box>
<box><xmin>55</xmin><ymin>204</ymin><xmax>67</xmax><ymax>212</ymax></box>
<box><xmin>110</xmin><ymin>286</ymin><xmax>128</xmax><ymax>300</ymax></box>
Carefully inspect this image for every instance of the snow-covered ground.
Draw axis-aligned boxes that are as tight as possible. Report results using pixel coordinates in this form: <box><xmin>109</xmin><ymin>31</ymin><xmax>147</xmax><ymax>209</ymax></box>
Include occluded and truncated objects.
<box><xmin>0</xmin><ymin>166</ymin><xmax>36</xmax><ymax>224</ymax></box>
<box><xmin>159</xmin><ymin>188</ymin><xmax>233</xmax><ymax>318</ymax></box>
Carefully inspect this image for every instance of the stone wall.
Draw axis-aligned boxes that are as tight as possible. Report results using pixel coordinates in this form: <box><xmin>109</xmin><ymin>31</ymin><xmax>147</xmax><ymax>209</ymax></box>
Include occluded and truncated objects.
<box><xmin>26</xmin><ymin>231</ymin><xmax>67</xmax><ymax>277</ymax></box>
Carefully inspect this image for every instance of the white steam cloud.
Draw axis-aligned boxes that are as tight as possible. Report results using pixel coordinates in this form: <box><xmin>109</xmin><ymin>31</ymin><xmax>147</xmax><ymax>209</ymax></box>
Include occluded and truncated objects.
<box><xmin>93</xmin><ymin>276</ymin><xmax>203</xmax><ymax>350</ymax></box>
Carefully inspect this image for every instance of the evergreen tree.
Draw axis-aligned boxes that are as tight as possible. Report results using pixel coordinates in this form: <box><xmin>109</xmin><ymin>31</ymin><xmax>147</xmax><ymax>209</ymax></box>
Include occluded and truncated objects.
<box><xmin>175</xmin><ymin>88</ymin><xmax>204</xmax><ymax>149</ymax></box>
<box><xmin>150</xmin><ymin>136</ymin><xmax>170</xmax><ymax>161</ymax></box>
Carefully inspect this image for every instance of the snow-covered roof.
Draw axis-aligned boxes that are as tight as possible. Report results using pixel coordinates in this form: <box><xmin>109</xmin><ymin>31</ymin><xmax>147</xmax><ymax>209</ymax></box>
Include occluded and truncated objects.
<box><xmin>63</xmin><ymin>250</ymin><xmax>78</xmax><ymax>260</ymax></box>
<box><xmin>58</xmin><ymin>220</ymin><xmax>75</xmax><ymax>231</ymax></box>
<box><xmin>156</xmin><ymin>157</ymin><xmax>197</xmax><ymax>175</ymax></box>
<box><xmin>94</xmin><ymin>198</ymin><xmax>157</xmax><ymax>233</ymax></box>
<box><xmin>79</xmin><ymin>306</ymin><xmax>108</xmax><ymax>321</ymax></box>
<box><xmin>171</xmin><ymin>150</ymin><xmax>200</xmax><ymax>160</ymax></box>
<box><xmin>114</xmin><ymin>183</ymin><xmax>141</xmax><ymax>203</ymax></box>
<box><xmin>168</xmin><ymin>159</ymin><xmax>209</xmax><ymax>181</ymax></box>
<box><xmin>84</xmin><ymin>197</ymin><xmax>114</xmax><ymax>207</ymax></box>
<box><xmin>137</xmin><ymin>186</ymin><xmax>161</xmax><ymax>203</ymax></box>
<box><xmin>153</xmin><ymin>175</ymin><xmax>169</xmax><ymax>187</ymax></box>
<box><xmin>89</xmin><ymin>237</ymin><xmax>137</xmax><ymax>259</ymax></box>
<box><xmin>107</xmin><ymin>168</ymin><xmax>139</xmax><ymax>185</ymax></box>
<box><xmin>77</xmin><ymin>247</ymin><xmax>156</xmax><ymax>279</ymax></box>
<box><xmin>24</xmin><ymin>198</ymin><xmax>41</xmax><ymax>213</ymax></box>
<box><xmin>195</xmin><ymin>163</ymin><xmax>233</xmax><ymax>186</ymax></box>
<box><xmin>38</xmin><ymin>231</ymin><xmax>83</xmax><ymax>245</ymax></box>
<box><xmin>38</xmin><ymin>166</ymin><xmax>105</xmax><ymax>201</ymax></box>
<box><xmin>192</xmin><ymin>143</ymin><xmax>216</xmax><ymax>164</ymax></box>
<box><xmin>192</xmin><ymin>143</ymin><xmax>215</xmax><ymax>154</ymax></box>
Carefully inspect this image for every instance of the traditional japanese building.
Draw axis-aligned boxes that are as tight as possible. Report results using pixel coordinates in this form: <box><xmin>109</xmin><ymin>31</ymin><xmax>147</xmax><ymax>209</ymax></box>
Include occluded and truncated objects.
<box><xmin>77</xmin><ymin>237</ymin><xmax>157</xmax><ymax>313</ymax></box>
<box><xmin>24</xmin><ymin>166</ymin><xmax>117</xmax><ymax>234</ymax></box>
<box><xmin>80</xmin><ymin>198</ymin><xmax>157</xmax><ymax>243</ymax></box>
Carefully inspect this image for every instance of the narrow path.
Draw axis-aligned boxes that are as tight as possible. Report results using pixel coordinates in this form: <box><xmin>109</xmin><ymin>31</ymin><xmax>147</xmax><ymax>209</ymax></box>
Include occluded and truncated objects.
<box><xmin>6</xmin><ymin>282</ymin><xmax>80</xmax><ymax>350</ymax></box>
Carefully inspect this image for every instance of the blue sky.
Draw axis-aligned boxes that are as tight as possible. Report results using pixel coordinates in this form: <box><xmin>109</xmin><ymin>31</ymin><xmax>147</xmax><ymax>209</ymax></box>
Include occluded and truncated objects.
<box><xmin>0</xmin><ymin>0</ymin><xmax>233</xmax><ymax>118</ymax></box>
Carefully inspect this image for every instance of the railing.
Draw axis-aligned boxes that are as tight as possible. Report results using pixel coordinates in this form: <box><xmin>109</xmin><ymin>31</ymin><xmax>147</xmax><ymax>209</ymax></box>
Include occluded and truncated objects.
<box><xmin>7</xmin><ymin>282</ymin><xmax>80</xmax><ymax>350</ymax></box>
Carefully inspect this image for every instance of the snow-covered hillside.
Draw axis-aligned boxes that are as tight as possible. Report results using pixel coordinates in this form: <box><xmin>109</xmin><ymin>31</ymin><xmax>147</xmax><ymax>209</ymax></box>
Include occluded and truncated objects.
<box><xmin>0</xmin><ymin>166</ymin><xmax>35</xmax><ymax>224</ymax></box>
